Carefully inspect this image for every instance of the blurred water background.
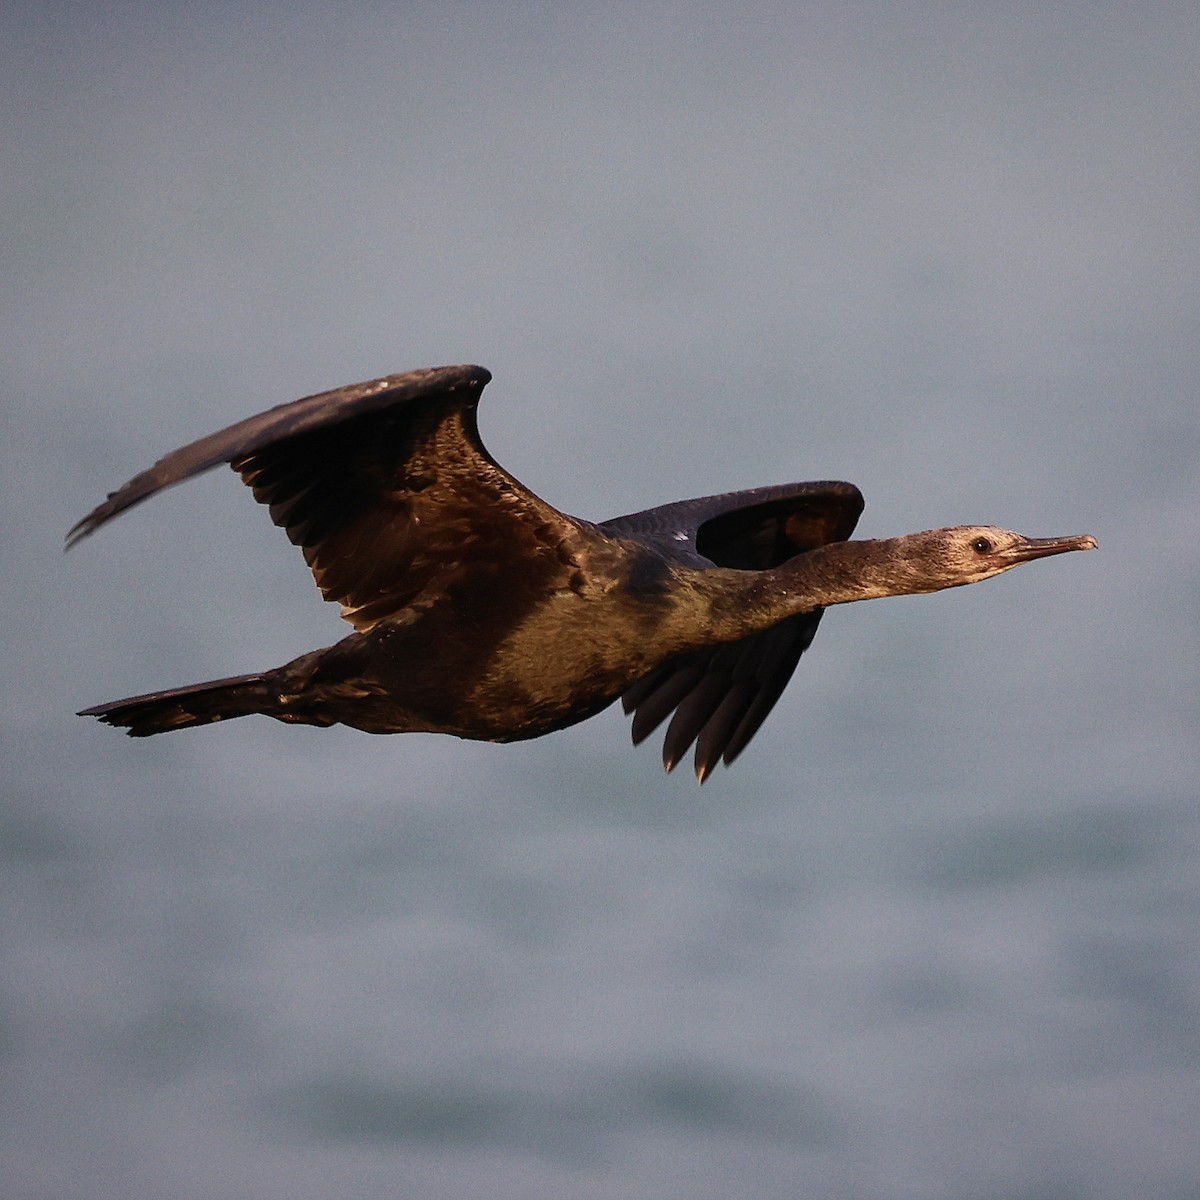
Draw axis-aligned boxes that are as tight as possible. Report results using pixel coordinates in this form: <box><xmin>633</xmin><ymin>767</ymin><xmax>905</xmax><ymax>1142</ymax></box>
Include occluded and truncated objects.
<box><xmin>4</xmin><ymin>4</ymin><xmax>1198</xmax><ymax>1197</ymax></box>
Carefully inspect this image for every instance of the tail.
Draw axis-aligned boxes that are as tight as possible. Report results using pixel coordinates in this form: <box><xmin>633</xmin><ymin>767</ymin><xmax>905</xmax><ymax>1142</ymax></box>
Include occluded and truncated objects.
<box><xmin>78</xmin><ymin>673</ymin><xmax>276</xmax><ymax>737</ymax></box>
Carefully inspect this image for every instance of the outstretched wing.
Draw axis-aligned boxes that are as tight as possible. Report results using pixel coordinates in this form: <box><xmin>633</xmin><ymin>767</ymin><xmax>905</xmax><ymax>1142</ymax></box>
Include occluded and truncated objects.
<box><xmin>604</xmin><ymin>481</ymin><xmax>864</xmax><ymax>782</ymax></box>
<box><xmin>68</xmin><ymin>365</ymin><xmax>578</xmax><ymax>631</ymax></box>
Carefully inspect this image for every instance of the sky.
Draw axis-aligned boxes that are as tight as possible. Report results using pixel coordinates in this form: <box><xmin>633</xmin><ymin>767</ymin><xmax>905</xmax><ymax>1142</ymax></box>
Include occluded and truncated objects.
<box><xmin>3</xmin><ymin>3</ymin><xmax>1199</xmax><ymax>1198</ymax></box>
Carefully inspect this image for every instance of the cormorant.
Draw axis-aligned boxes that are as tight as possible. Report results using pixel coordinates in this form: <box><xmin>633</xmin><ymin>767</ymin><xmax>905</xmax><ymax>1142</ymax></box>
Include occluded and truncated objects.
<box><xmin>69</xmin><ymin>365</ymin><xmax>1097</xmax><ymax>781</ymax></box>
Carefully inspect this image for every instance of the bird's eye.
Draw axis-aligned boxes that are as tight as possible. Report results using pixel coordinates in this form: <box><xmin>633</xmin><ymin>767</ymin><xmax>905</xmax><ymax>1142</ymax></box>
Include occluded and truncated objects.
<box><xmin>972</xmin><ymin>536</ymin><xmax>993</xmax><ymax>554</ymax></box>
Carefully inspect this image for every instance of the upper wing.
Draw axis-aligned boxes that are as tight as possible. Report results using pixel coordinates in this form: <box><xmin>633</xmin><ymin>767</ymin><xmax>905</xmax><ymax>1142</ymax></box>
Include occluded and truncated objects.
<box><xmin>603</xmin><ymin>481</ymin><xmax>864</xmax><ymax>781</ymax></box>
<box><xmin>68</xmin><ymin>365</ymin><xmax>578</xmax><ymax>630</ymax></box>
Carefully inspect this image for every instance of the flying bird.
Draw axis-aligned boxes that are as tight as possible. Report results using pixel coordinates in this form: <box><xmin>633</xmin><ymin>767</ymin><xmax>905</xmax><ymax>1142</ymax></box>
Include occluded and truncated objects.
<box><xmin>69</xmin><ymin>364</ymin><xmax>1096</xmax><ymax>781</ymax></box>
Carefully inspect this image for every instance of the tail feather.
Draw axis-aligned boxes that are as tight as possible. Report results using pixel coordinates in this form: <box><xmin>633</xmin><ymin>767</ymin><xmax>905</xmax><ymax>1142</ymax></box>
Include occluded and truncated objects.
<box><xmin>79</xmin><ymin>673</ymin><xmax>275</xmax><ymax>737</ymax></box>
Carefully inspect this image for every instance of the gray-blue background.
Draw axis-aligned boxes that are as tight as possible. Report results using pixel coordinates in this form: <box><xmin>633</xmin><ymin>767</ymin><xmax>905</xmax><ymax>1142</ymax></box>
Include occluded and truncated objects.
<box><xmin>5</xmin><ymin>4</ymin><xmax>1198</xmax><ymax>1197</ymax></box>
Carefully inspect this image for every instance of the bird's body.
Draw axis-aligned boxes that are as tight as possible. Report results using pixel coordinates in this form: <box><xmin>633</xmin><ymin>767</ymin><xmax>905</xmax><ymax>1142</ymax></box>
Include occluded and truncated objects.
<box><xmin>70</xmin><ymin>364</ymin><xmax>1096</xmax><ymax>780</ymax></box>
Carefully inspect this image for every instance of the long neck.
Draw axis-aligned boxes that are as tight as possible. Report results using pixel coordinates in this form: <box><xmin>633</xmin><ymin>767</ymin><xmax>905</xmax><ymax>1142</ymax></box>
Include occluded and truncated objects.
<box><xmin>690</xmin><ymin>536</ymin><xmax>928</xmax><ymax>643</ymax></box>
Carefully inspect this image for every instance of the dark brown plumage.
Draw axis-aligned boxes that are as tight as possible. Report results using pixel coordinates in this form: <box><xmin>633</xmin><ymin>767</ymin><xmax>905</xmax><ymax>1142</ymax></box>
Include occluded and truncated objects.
<box><xmin>69</xmin><ymin>365</ymin><xmax>1097</xmax><ymax>781</ymax></box>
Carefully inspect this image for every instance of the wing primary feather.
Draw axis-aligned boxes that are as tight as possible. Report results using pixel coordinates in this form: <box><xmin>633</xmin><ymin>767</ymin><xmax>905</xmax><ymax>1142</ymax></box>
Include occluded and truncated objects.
<box><xmin>719</xmin><ymin>616</ymin><xmax>823</xmax><ymax>765</ymax></box>
<box><xmin>693</xmin><ymin>685</ymin><xmax>757</xmax><ymax>782</ymax></box>
<box><xmin>628</xmin><ymin>666</ymin><xmax>705</xmax><ymax>745</ymax></box>
<box><xmin>661</xmin><ymin>672</ymin><xmax>732</xmax><ymax>773</ymax></box>
<box><xmin>621</xmin><ymin>667</ymin><xmax>665</xmax><ymax>715</ymax></box>
<box><xmin>720</xmin><ymin>684</ymin><xmax>791</xmax><ymax>767</ymax></box>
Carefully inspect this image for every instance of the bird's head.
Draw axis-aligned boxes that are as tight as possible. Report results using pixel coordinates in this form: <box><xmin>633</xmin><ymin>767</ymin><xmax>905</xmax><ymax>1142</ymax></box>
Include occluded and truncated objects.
<box><xmin>902</xmin><ymin>525</ymin><xmax>1098</xmax><ymax>590</ymax></box>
